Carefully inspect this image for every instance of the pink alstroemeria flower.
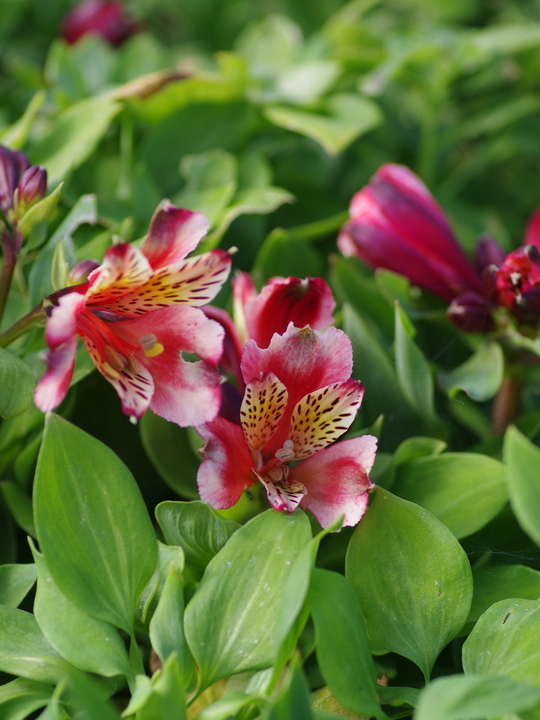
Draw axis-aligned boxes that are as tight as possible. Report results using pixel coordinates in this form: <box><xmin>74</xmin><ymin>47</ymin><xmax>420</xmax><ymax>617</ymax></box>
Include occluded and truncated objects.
<box><xmin>34</xmin><ymin>201</ymin><xmax>231</xmax><ymax>426</ymax></box>
<box><xmin>197</xmin><ymin>324</ymin><xmax>377</xmax><ymax>529</ymax></box>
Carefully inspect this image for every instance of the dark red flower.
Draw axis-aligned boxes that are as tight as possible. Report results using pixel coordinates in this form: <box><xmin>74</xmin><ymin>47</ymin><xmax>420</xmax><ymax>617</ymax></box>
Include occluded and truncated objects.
<box><xmin>62</xmin><ymin>0</ymin><xmax>139</xmax><ymax>46</ymax></box>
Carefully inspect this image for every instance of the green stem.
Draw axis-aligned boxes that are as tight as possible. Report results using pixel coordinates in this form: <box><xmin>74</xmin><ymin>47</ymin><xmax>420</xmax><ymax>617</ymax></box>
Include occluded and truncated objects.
<box><xmin>0</xmin><ymin>304</ymin><xmax>47</xmax><ymax>348</ymax></box>
<box><xmin>0</xmin><ymin>237</ymin><xmax>17</xmax><ymax>326</ymax></box>
<box><xmin>282</xmin><ymin>210</ymin><xmax>350</xmax><ymax>242</ymax></box>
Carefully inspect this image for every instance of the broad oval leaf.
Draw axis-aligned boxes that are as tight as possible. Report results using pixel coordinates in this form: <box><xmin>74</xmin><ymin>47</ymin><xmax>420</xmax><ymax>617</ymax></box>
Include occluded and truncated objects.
<box><xmin>463</xmin><ymin>598</ymin><xmax>540</xmax><ymax>687</ymax></box>
<box><xmin>34</xmin><ymin>414</ymin><xmax>158</xmax><ymax>633</ymax></box>
<box><xmin>32</xmin><ymin>545</ymin><xmax>133</xmax><ymax>681</ymax></box>
<box><xmin>345</xmin><ymin>489</ymin><xmax>472</xmax><ymax>680</ymax></box>
<box><xmin>0</xmin><ymin>605</ymin><xmax>67</xmax><ymax>684</ymax></box>
<box><xmin>438</xmin><ymin>342</ymin><xmax>504</xmax><ymax>402</ymax></box>
<box><xmin>393</xmin><ymin>453</ymin><xmax>508</xmax><ymax>539</ymax></box>
<box><xmin>504</xmin><ymin>425</ymin><xmax>540</xmax><ymax>547</ymax></box>
<box><xmin>0</xmin><ymin>563</ymin><xmax>36</xmax><ymax>607</ymax></box>
<box><xmin>0</xmin><ymin>349</ymin><xmax>35</xmax><ymax>419</ymax></box>
<box><xmin>415</xmin><ymin>674</ymin><xmax>540</xmax><ymax>720</ymax></box>
<box><xmin>156</xmin><ymin>500</ymin><xmax>240</xmax><ymax>568</ymax></box>
<box><xmin>308</xmin><ymin>569</ymin><xmax>382</xmax><ymax>719</ymax></box>
<box><xmin>468</xmin><ymin>564</ymin><xmax>540</xmax><ymax>623</ymax></box>
<box><xmin>0</xmin><ymin>678</ymin><xmax>52</xmax><ymax>720</ymax></box>
<box><xmin>184</xmin><ymin>509</ymin><xmax>311</xmax><ymax>689</ymax></box>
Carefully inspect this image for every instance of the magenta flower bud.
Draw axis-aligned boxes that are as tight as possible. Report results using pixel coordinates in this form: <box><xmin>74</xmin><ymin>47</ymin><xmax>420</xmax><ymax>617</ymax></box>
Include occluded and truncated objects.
<box><xmin>338</xmin><ymin>164</ymin><xmax>486</xmax><ymax>303</ymax></box>
<box><xmin>0</xmin><ymin>145</ymin><xmax>29</xmax><ymax>213</ymax></box>
<box><xmin>67</xmin><ymin>259</ymin><xmax>100</xmax><ymax>285</ymax></box>
<box><xmin>475</xmin><ymin>235</ymin><xmax>506</xmax><ymax>273</ymax></box>
<box><xmin>17</xmin><ymin>165</ymin><xmax>47</xmax><ymax>211</ymax></box>
<box><xmin>447</xmin><ymin>292</ymin><xmax>496</xmax><ymax>333</ymax></box>
<box><xmin>62</xmin><ymin>0</ymin><xmax>139</xmax><ymax>46</ymax></box>
<box><xmin>493</xmin><ymin>245</ymin><xmax>540</xmax><ymax>324</ymax></box>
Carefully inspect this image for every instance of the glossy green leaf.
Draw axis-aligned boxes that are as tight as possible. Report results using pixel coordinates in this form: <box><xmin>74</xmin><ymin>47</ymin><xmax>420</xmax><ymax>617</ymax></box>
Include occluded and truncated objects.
<box><xmin>267</xmin><ymin>658</ymin><xmax>313</xmax><ymax>720</ymax></box>
<box><xmin>156</xmin><ymin>500</ymin><xmax>240</xmax><ymax>568</ymax></box>
<box><xmin>149</xmin><ymin>564</ymin><xmax>196</xmax><ymax>690</ymax></box>
<box><xmin>463</xmin><ymin>598</ymin><xmax>540</xmax><ymax>687</ymax></box>
<box><xmin>415</xmin><ymin>674</ymin><xmax>540</xmax><ymax>720</ymax></box>
<box><xmin>34</xmin><ymin>414</ymin><xmax>157</xmax><ymax>633</ymax></box>
<box><xmin>393</xmin><ymin>453</ymin><xmax>508</xmax><ymax>539</ymax></box>
<box><xmin>345</xmin><ymin>489</ymin><xmax>472</xmax><ymax>679</ymax></box>
<box><xmin>438</xmin><ymin>342</ymin><xmax>504</xmax><ymax>402</ymax></box>
<box><xmin>184</xmin><ymin>509</ymin><xmax>312</xmax><ymax>688</ymax></box>
<box><xmin>31</xmin><ymin>544</ymin><xmax>133</xmax><ymax>681</ymax></box>
<box><xmin>265</xmin><ymin>93</ymin><xmax>382</xmax><ymax>155</ymax></box>
<box><xmin>0</xmin><ymin>563</ymin><xmax>36</xmax><ymax>607</ymax></box>
<box><xmin>393</xmin><ymin>437</ymin><xmax>447</xmax><ymax>466</ymax></box>
<box><xmin>125</xmin><ymin>655</ymin><xmax>187</xmax><ymax>720</ymax></box>
<box><xmin>394</xmin><ymin>304</ymin><xmax>440</xmax><ymax>432</ymax></box>
<box><xmin>137</xmin><ymin>541</ymin><xmax>185</xmax><ymax>624</ymax></box>
<box><xmin>0</xmin><ymin>481</ymin><xmax>35</xmax><ymax>536</ymax></box>
<box><xmin>63</xmin><ymin>667</ymin><xmax>121</xmax><ymax>720</ymax></box>
<box><xmin>504</xmin><ymin>426</ymin><xmax>540</xmax><ymax>547</ymax></box>
<box><xmin>140</xmin><ymin>411</ymin><xmax>200</xmax><ymax>499</ymax></box>
<box><xmin>0</xmin><ymin>678</ymin><xmax>52</xmax><ymax>720</ymax></box>
<box><xmin>469</xmin><ymin>564</ymin><xmax>540</xmax><ymax>623</ymax></box>
<box><xmin>308</xmin><ymin>569</ymin><xmax>382</xmax><ymax>719</ymax></box>
<box><xmin>30</xmin><ymin>97</ymin><xmax>121</xmax><ymax>184</ymax></box>
<box><xmin>0</xmin><ymin>605</ymin><xmax>67</xmax><ymax>684</ymax></box>
<box><xmin>0</xmin><ymin>350</ymin><xmax>35</xmax><ymax>419</ymax></box>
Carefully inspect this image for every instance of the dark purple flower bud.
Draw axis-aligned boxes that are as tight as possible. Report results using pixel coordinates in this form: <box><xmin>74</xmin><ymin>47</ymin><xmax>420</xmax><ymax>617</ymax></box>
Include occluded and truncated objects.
<box><xmin>67</xmin><ymin>259</ymin><xmax>100</xmax><ymax>285</ymax></box>
<box><xmin>0</xmin><ymin>146</ymin><xmax>30</xmax><ymax>213</ymax></box>
<box><xmin>338</xmin><ymin>164</ymin><xmax>486</xmax><ymax>303</ymax></box>
<box><xmin>17</xmin><ymin>165</ymin><xmax>47</xmax><ymax>212</ymax></box>
<box><xmin>447</xmin><ymin>292</ymin><xmax>496</xmax><ymax>333</ymax></box>
<box><xmin>62</xmin><ymin>0</ymin><xmax>139</xmax><ymax>46</ymax></box>
<box><xmin>475</xmin><ymin>235</ymin><xmax>506</xmax><ymax>273</ymax></box>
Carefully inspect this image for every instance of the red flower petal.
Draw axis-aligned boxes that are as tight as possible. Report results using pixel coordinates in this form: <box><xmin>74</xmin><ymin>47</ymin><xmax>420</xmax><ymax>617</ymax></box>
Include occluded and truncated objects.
<box><xmin>141</xmin><ymin>202</ymin><xmax>210</xmax><ymax>270</ymax></box>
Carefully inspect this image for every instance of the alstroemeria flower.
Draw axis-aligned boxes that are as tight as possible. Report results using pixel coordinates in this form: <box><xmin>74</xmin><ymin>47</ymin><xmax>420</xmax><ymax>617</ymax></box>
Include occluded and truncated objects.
<box><xmin>338</xmin><ymin>164</ymin><xmax>486</xmax><ymax>303</ymax></box>
<box><xmin>35</xmin><ymin>201</ymin><xmax>231</xmax><ymax>426</ymax></box>
<box><xmin>197</xmin><ymin>324</ymin><xmax>377</xmax><ymax>528</ymax></box>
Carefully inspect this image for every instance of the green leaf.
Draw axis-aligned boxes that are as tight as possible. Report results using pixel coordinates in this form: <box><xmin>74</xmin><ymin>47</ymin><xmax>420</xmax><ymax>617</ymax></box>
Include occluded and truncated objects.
<box><xmin>0</xmin><ymin>605</ymin><xmax>67</xmax><ymax>684</ymax></box>
<box><xmin>34</xmin><ymin>414</ymin><xmax>158</xmax><ymax>633</ymax></box>
<box><xmin>463</xmin><ymin>598</ymin><xmax>540</xmax><ymax>687</ymax></box>
<box><xmin>345</xmin><ymin>489</ymin><xmax>472</xmax><ymax>680</ymax></box>
<box><xmin>394</xmin><ymin>304</ymin><xmax>441</xmax><ymax>433</ymax></box>
<box><xmin>0</xmin><ymin>563</ymin><xmax>36</xmax><ymax>607</ymax></box>
<box><xmin>308</xmin><ymin>569</ymin><xmax>382</xmax><ymax>719</ymax></box>
<box><xmin>438</xmin><ymin>342</ymin><xmax>504</xmax><ymax>402</ymax></box>
<box><xmin>469</xmin><ymin>564</ymin><xmax>540</xmax><ymax>623</ymax></box>
<box><xmin>17</xmin><ymin>183</ymin><xmax>64</xmax><ymax>236</ymax></box>
<box><xmin>266</xmin><ymin>657</ymin><xmax>313</xmax><ymax>720</ymax></box>
<box><xmin>254</xmin><ymin>228</ymin><xmax>323</xmax><ymax>280</ymax></box>
<box><xmin>63</xmin><ymin>667</ymin><xmax>121</xmax><ymax>720</ymax></box>
<box><xmin>156</xmin><ymin>500</ymin><xmax>240</xmax><ymax>568</ymax></box>
<box><xmin>184</xmin><ymin>509</ymin><xmax>312</xmax><ymax>688</ymax></box>
<box><xmin>0</xmin><ymin>90</ymin><xmax>46</xmax><ymax>149</ymax></box>
<box><xmin>137</xmin><ymin>541</ymin><xmax>185</xmax><ymax>624</ymax></box>
<box><xmin>31</xmin><ymin>543</ymin><xmax>133</xmax><ymax>681</ymax></box>
<box><xmin>29</xmin><ymin>194</ymin><xmax>97</xmax><ymax>307</ymax></box>
<box><xmin>0</xmin><ymin>349</ymin><xmax>35</xmax><ymax>419</ymax></box>
<box><xmin>0</xmin><ymin>481</ymin><xmax>36</xmax><ymax>536</ymax></box>
<box><xmin>504</xmin><ymin>426</ymin><xmax>540</xmax><ymax>547</ymax></box>
<box><xmin>415</xmin><ymin>674</ymin><xmax>540</xmax><ymax>720</ymax></box>
<box><xmin>264</xmin><ymin>94</ymin><xmax>382</xmax><ymax>155</ymax></box>
<box><xmin>140</xmin><ymin>411</ymin><xmax>200</xmax><ymax>499</ymax></box>
<box><xmin>149</xmin><ymin>565</ymin><xmax>196</xmax><ymax>691</ymax></box>
<box><xmin>393</xmin><ymin>436</ymin><xmax>447</xmax><ymax>466</ymax></box>
<box><xmin>123</xmin><ymin>655</ymin><xmax>187</xmax><ymax>720</ymax></box>
<box><xmin>0</xmin><ymin>678</ymin><xmax>52</xmax><ymax>720</ymax></box>
<box><xmin>393</xmin><ymin>453</ymin><xmax>508</xmax><ymax>539</ymax></box>
<box><xmin>30</xmin><ymin>97</ymin><xmax>121</xmax><ymax>185</ymax></box>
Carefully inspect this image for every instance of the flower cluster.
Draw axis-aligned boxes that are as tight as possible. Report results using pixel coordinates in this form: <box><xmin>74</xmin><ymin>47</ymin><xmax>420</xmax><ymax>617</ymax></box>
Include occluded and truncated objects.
<box><xmin>338</xmin><ymin>163</ymin><xmax>540</xmax><ymax>333</ymax></box>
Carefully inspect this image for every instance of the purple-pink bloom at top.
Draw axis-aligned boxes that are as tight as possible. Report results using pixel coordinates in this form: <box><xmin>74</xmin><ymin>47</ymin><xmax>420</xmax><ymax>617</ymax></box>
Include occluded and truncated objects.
<box><xmin>62</xmin><ymin>0</ymin><xmax>139</xmax><ymax>46</ymax></box>
<box><xmin>34</xmin><ymin>202</ymin><xmax>232</xmax><ymax>426</ymax></box>
<box><xmin>197</xmin><ymin>324</ymin><xmax>377</xmax><ymax>529</ymax></box>
<box><xmin>338</xmin><ymin>164</ymin><xmax>486</xmax><ymax>304</ymax></box>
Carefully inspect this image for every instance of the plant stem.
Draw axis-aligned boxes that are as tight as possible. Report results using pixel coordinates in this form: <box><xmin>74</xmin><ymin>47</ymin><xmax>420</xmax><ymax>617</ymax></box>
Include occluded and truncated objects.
<box><xmin>0</xmin><ymin>303</ymin><xmax>47</xmax><ymax>348</ymax></box>
<box><xmin>491</xmin><ymin>374</ymin><xmax>522</xmax><ymax>435</ymax></box>
<box><xmin>0</xmin><ymin>237</ymin><xmax>16</xmax><ymax>326</ymax></box>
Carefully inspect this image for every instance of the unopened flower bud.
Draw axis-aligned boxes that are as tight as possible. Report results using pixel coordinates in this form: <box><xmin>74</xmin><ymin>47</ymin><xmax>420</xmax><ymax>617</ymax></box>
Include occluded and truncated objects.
<box><xmin>447</xmin><ymin>292</ymin><xmax>496</xmax><ymax>333</ymax></box>
<box><xmin>0</xmin><ymin>145</ymin><xmax>29</xmax><ymax>214</ymax></box>
<box><xmin>16</xmin><ymin>165</ymin><xmax>47</xmax><ymax>216</ymax></box>
<box><xmin>68</xmin><ymin>259</ymin><xmax>100</xmax><ymax>285</ymax></box>
<box><xmin>62</xmin><ymin>0</ymin><xmax>139</xmax><ymax>46</ymax></box>
<box><xmin>475</xmin><ymin>235</ymin><xmax>506</xmax><ymax>273</ymax></box>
